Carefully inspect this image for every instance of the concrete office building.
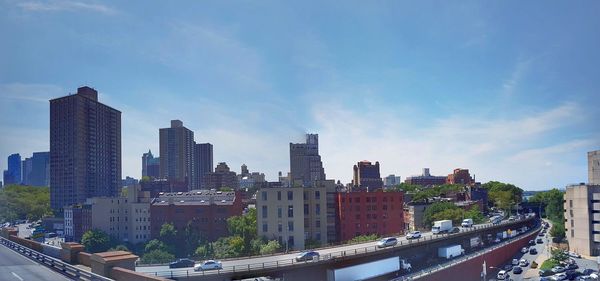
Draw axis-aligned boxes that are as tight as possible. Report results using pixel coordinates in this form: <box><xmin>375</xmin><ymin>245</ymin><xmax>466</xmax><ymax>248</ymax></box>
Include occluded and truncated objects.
<box><xmin>590</xmin><ymin>150</ymin><xmax>600</xmax><ymax>185</ymax></box>
<box><xmin>3</xmin><ymin>153</ymin><xmax>22</xmax><ymax>185</ymax></box>
<box><xmin>564</xmin><ymin>183</ymin><xmax>600</xmax><ymax>256</ymax></box>
<box><xmin>256</xmin><ymin>180</ymin><xmax>335</xmax><ymax>250</ymax></box>
<box><xmin>290</xmin><ymin>134</ymin><xmax>326</xmax><ymax>187</ymax></box>
<box><xmin>194</xmin><ymin>143</ymin><xmax>213</xmax><ymax>189</ymax></box>
<box><xmin>160</xmin><ymin>120</ymin><xmax>195</xmax><ymax>190</ymax></box>
<box><xmin>383</xmin><ymin>175</ymin><xmax>402</xmax><ymax>188</ymax></box>
<box><xmin>22</xmin><ymin>152</ymin><xmax>50</xmax><ymax>186</ymax></box>
<box><xmin>50</xmin><ymin>86</ymin><xmax>121</xmax><ymax>213</ymax></box>
<box><xmin>64</xmin><ymin>185</ymin><xmax>151</xmax><ymax>243</ymax></box>
<box><xmin>352</xmin><ymin>160</ymin><xmax>384</xmax><ymax>190</ymax></box>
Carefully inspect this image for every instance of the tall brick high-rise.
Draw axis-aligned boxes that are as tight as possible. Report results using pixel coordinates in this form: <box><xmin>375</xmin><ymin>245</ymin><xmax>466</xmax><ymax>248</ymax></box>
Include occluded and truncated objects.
<box><xmin>159</xmin><ymin>120</ymin><xmax>195</xmax><ymax>190</ymax></box>
<box><xmin>50</xmin><ymin>86</ymin><xmax>121</xmax><ymax>213</ymax></box>
<box><xmin>194</xmin><ymin>142</ymin><xmax>213</xmax><ymax>189</ymax></box>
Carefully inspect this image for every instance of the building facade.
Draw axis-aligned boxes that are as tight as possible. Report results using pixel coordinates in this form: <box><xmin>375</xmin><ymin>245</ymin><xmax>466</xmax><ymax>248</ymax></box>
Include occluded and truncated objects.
<box><xmin>403</xmin><ymin>202</ymin><xmax>430</xmax><ymax>232</ymax></box>
<box><xmin>289</xmin><ymin>134</ymin><xmax>326</xmax><ymax>187</ymax></box>
<box><xmin>50</xmin><ymin>86</ymin><xmax>121</xmax><ymax>213</ymax></box>
<box><xmin>140</xmin><ymin>179</ymin><xmax>189</xmax><ymax>198</ymax></box>
<box><xmin>194</xmin><ymin>143</ymin><xmax>213</xmax><ymax>189</ymax></box>
<box><xmin>159</xmin><ymin>120</ymin><xmax>195</xmax><ymax>190</ymax></box>
<box><xmin>150</xmin><ymin>190</ymin><xmax>243</xmax><ymax>242</ymax></box>
<box><xmin>352</xmin><ymin>161</ymin><xmax>383</xmax><ymax>190</ymax></box>
<box><xmin>142</xmin><ymin>150</ymin><xmax>160</xmax><ymax>179</ymax></box>
<box><xmin>202</xmin><ymin>162</ymin><xmax>239</xmax><ymax>190</ymax></box>
<box><xmin>590</xmin><ymin>150</ymin><xmax>600</xmax><ymax>185</ymax></box>
<box><xmin>336</xmin><ymin>190</ymin><xmax>403</xmax><ymax>241</ymax></box>
<box><xmin>383</xmin><ymin>174</ymin><xmax>402</xmax><ymax>188</ymax></box>
<box><xmin>564</xmin><ymin>183</ymin><xmax>600</xmax><ymax>256</ymax></box>
<box><xmin>3</xmin><ymin>153</ymin><xmax>22</xmax><ymax>185</ymax></box>
<box><xmin>404</xmin><ymin>168</ymin><xmax>447</xmax><ymax>187</ymax></box>
<box><xmin>446</xmin><ymin>168</ymin><xmax>475</xmax><ymax>185</ymax></box>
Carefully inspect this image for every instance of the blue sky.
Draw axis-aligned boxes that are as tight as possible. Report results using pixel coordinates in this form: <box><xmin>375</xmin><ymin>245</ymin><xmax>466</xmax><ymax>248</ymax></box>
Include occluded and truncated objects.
<box><xmin>1</xmin><ymin>1</ymin><xmax>599</xmax><ymax>190</ymax></box>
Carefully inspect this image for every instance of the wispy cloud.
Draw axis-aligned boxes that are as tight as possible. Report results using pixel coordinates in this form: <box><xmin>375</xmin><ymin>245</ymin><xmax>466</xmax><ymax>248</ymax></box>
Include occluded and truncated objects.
<box><xmin>16</xmin><ymin>0</ymin><xmax>116</xmax><ymax>15</ymax></box>
<box><xmin>0</xmin><ymin>83</ymin><xmax>65</xmax><ymax>103</ymax></box>
<box><xmin>502</xmin><ymin>58</ymin><xmax>532</xmax><ymax>96</ymax></box>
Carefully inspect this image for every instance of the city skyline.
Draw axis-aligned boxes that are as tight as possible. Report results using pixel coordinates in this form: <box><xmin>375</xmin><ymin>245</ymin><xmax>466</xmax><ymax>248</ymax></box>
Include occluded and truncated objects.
<box><xmin>2</xmin><ymin>1</ymin><xmax>600</xmax><ymax>190</ymax></box>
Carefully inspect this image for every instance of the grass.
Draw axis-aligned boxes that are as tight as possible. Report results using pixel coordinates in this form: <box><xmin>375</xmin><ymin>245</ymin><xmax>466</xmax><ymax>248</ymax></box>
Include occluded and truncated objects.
<box><xmin>539</xmin><ymin>259</ymin><xmax>560</xmax><ymax>271</ymax></box>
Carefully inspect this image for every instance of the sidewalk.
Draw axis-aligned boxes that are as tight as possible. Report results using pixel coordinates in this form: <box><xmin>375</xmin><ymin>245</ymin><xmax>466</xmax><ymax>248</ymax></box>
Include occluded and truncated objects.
<box><xmin>522</xmin><ymin>220</ymin><xmax>552</xmax><ymax>279</ymax></box>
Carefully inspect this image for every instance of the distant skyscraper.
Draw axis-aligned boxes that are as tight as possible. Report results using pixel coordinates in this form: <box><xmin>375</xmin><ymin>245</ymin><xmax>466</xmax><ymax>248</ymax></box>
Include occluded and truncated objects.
<box><xmin>3</xmin><ymin>153</ymin><xmax>22</xmax><ymax>185</ymax></box>
<box><xmin>22</xmin><ymin>157</ymin><xmax>32</xmax><ymax>185</ymax></box>
<box><xmin>142</xmin><ymin>150</ymin><xmax>153</xmax><ymax>178</ymax></box>
<box><xmin>21</xmin><ymin>152</ymin><xmax>49</xmax><ymax>186</ymax></box>
<box><xmin>142</xmin><ymin>150</ymin><xmax>160</xmax><ymax>179</ymax></box>
<box><xmin>289</xmin><ymin>134</ymin><xmax>326</xmax><ymax>187</ymax></box>
<box><xmin>159</xmin><ymin>120</ymin><xmax>195</xmax><ymax>190</ymax></box>
<box><xmin>383</xmin><ymin>174</ymin><xmax>402</xmax><ymax>187</ymax></box>
<box><xmin>50</xmin><ymin>86</ymin><xmax>121</xmax><ymax>213</ymax></box>
<box><xmin>241</xmin><ymin>164</ymin><xmax>249</xmax><ymax>177</ymax></box>
<box><xmin>194</xmin><ymin>143</ymin><xmax>213</xmax><ymax>189</ymax></box>
<box><xmin>589</xmin><ymin>150</ymin><xmax>600</xmax><ymax>185</ymax></box>
<box><xmin>352</xmin><ymin>160</ymin><xmax>383</xmax><ymax>190</ymax></box>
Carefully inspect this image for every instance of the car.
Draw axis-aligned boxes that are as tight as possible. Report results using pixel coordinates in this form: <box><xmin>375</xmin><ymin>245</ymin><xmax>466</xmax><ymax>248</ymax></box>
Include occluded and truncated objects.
<box><xmin>449</xmin><ymin>227</ymin><xmax>460</xmax><ymax>234</ymax></box>
<box><xmin>377</xmin><ymin>237</ymin><xmax>398</xmax><ymax>248</ymax></box>
<box><xmin>519</xmin><ymin>259</ymin><xmax>529</xmax><ymax>267</ymax></box>
<box><xmin>169</xmin><ymin>258</ymin><xmax>195</xmax><ymax>269</ymax></box>
<box><xmin>194</xmin><ymin>260</ymin><xmax>222</xmax><ymax>271</ymax></box>
<box><xmin>530</xmin><ymin>248</ymin><xmax>538</xmax><ymax>255</ymax></box>
<box><xmin>503</xmin><ymin>264</ymin><xmax>514</xmax><ymax>271</ymax></box>
<box><xmin>539</xmin><ymin>232</ymin><xmax>545</xmax><ymax>236</ymax></box>
<box><xmin>512</xmin><ymin>259</ymin><xmax>519</xmax><ymax>266</ymax></box>
<box><xmin>497</xmin><ymin>270</ymin><xmax>510</xmax><ymax>280</ymax></box>
<box><xmin>540</xmin><ymin>269</ymin><xmax>554</xmax><ymax>277</ymax></box>
<box><xmin>513</xmin><ymin>266</ymin><xmax>523</xmax><ymax>274</ymax></box>
<box><xmin>295</xmin><ymin>251</ymin><xmax>320</xmax><ymax>262</ymax></box>
<box><xmin>565</xmin><ymin>270</ymin><xmax>581</xmax><ymax>280</ymax></box>
<box><xmin>582</xmin><ymin>269</ymin><xmax>597</xmax><ymax>275</ymax></box>
<box><xmin>566</xmin><ymin>263</ymin><xmax>579</xmax><ymax>270</ymax></box>
<box><xmin>577</xmin><ymin>276</ymin><xmax>595</xmax><ymax>280</ymax></box>
<box><xmin>521</xmin><ymin>247</ymin><xmax>529</xmax><ymax>253</ymax></box>
<box><xmin>551</xmin><ymin>272</ymin><xmax>567</xmax><ymax>281</ymax></box>
<box><xmin>529</xmin><ymin>240</ymin><xmax>536</xmax><ymax>246</ymax></box>
<box><xmin>537</xmin><ymin>238</ymin><xmax>544</xmax><ymax>244</ymax></box>
<box><xmin>406</xmin><ymin>231</ymin><xmax>422</xmax><ymax>239</ymax></box>
<box><xmin>540</xmin><ymin>277</ymin><xmax>552</xmax><ymax>281</ymax></box>
<box><xmin>552</xmin><ymin>266</ymin><xmax>566</xmax><ymax>273</ymax></box>
<box><xmin>568</xmin><ymin>252</ymin><xmax>581</xmax><ymax>258</ymax></box>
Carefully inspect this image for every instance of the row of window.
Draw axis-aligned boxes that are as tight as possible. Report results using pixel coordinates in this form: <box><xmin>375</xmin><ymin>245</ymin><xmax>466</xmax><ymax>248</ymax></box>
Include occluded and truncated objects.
<box><xmin>261</xmin><ymin>190</ymin><xmax>322</xmax><ymax>201</ymax></box>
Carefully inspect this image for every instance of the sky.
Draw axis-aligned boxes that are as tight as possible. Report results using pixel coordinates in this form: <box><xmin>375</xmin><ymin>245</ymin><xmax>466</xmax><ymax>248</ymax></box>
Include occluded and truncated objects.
<box><xmin>1</xmin><ymin>1</ymin><xmax>599</xmax><ymax>191</ymax></box>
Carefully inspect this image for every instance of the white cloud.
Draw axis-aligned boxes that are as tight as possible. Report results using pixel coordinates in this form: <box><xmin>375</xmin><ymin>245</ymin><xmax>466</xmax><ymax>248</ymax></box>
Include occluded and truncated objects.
<box><xmin>0</xmin><ymin>83</ymin><xmax>65</xmax><ymax>103</ymax></box>
<box><xmin>16</xmin><ymin>0</ymin><xmax>116</xmax><ymax>15</ymax></box>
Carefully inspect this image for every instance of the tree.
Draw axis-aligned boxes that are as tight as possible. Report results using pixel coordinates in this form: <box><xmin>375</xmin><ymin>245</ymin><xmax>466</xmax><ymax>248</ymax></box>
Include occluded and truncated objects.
<box><xmin>482</xmin><ymin>181</ymin><xmax>523</xmax><ymax>213</ymax></box>
<box><xmin>423</xmin><ymin>202</ymin><xmax>457</xmax><ymax>227</ymax></box>
<box><xmin>348</xmin><ymin>234</ymin><xmax>379</xmax><ymax>244</ymax></box>
<box><xmin>158</xmin><ymin>223</ymin><xmax>177</xmax><ymax>253</ymax></box>
<box><xmin>141</xmin><ymin>250</ymin><xmax>175</xmax><ymax>264</ymax></box>
<box><xmin>550</xmin><ymin>222</ymin><xmax>566</xmax><ymax>240</ymax></box>
<box><xmin>432</xmin><ymin>208</ymin><xmax>464</xmax><ymax>225</ymax></box>
<box><xmin>184</xmin><ymin>221</ymin><xmax>202</xmax><ymax>257</ymax></box>
<box><xmin>529</xmin><ymin>189</ymin><xmax>564</xmax><ymax>221</ymax></box>
<box><xmin>81</xmin><ymin>229</ymin><xmax>112</xmax><ymax>253</ymax></box>
<box><xmin>145</xmin><ymin>239</ymin><xmax>168</xmax><ymax>253</ymax></box>
<box><xmin>211</xmin><ymin>236</ymin><xmax>245</xmax><ymax>259</ymax></box>
<box><xmin>259</xmin><ymin>240</ymin><xmax>281</xmax><ymax>255</ymax></box>
<box><xmin>108</xmin><ymin>244</ymin><xmax>129</xmax><ymax>252</ymax></box>
<box><xmin>227</xmin><ymin>208</ymin><xmax>257</xmax><ymax>255</ymax></box>
<box><xmin>304</xmin><ymin>238</ymin><xmax>321</xmax><ymax>249</ymax></box>
<box><xmin>0</xmin><ymin>185</ymin><xmax>52</xmax><ymax>222</ymax></box>
<box><xmin>387</xmin><ymin>183</ymin><xmax>421</xmax><ymax>193</ymax></box>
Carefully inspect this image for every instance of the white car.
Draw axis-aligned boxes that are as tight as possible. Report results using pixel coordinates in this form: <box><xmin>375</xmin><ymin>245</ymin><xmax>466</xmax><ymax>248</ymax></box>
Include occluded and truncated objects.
<box><xmin>567</xmin><ymin>251</ymin><xmax>581</xmax><ymax>258</ymax></box>
<box><xmin>406</xmin><ymin>231</ymin><xmax>421</xmax><ymax>239</ymax></box>
<box><xmin>194</xmin><ymin>260</ymin><xmax>222</xmax><ymax>271</ymax></box>
<box><xmin>377</xmin><ymin>237</ymin><xmax>398</xmax><ymax>248</ymax></box>
<box><xmin>551</xmin><ymin>272</ymin><xmax>567</xmax><ymax>281</ymax></box>
<box><xmin>497</xmin><ymin>270</ymin><xmax>509</xmax><ymax>280</ymax></box>
<box><xmin>519</xmin><ymin>259</ymin><xmax>529</xmax><ymax>267</ymax></box>
<box><xmin>551</xmin><ymin>266</ymin><xmax>566</xmax><ymax>273</ymax></box>
<box><xmin>521</xmin><ymin>247</ymin><xmax>529</xmax><ymax>253</ymax></box>
<box><xmin>512</xmin><ymin>259</ymin><xmax>519</xmax><ymax>266</ymax></box>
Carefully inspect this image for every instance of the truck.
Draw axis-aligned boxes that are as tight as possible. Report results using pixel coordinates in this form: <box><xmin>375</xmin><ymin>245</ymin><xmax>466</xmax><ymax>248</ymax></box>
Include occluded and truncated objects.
<box><xmin>461</xmin><ymin>218</ymin><xmax>473</xmax><ymax>228</ymax></box>
<box><xmin>432</xmin><ymin>220</ymin><xmax>453</xmax><ymax>234</ymax></box>
<box><xmin>438</xmin><ymin>245</ymin><xmax>464</xmax><ymax>259</ymax></box>
<box><xmin>326</xmin><ymin>256</ymin><xmax>410</xmax><ymax>281</ymax></box>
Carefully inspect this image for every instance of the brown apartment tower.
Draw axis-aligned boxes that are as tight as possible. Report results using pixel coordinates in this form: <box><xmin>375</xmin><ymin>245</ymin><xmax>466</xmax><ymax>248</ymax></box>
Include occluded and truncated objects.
<box><xmin>50</xmin><ymin>86</ymin><xmax>121</xmax><ymax>213</ymax></box>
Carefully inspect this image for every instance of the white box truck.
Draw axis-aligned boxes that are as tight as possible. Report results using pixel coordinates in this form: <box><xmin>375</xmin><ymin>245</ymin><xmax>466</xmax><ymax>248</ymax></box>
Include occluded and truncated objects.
<box><xmin>461</xmin><ymin>218</ymin><xmax>473</xmax><ymax>227</ymax></box>
<box><xmin>432</xmin><ymin>220</ymin><xmax>453</xmax><ymax>234</ymax></box>
<box><xmin>438</xmin><ymin>245</ymin><xmax>464</xmax><ymax>259</ymax></box>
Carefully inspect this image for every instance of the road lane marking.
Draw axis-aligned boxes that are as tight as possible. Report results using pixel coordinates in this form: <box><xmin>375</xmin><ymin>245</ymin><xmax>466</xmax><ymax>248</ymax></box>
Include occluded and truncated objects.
<box><xmin>11</xmin><ymin>272</ymin><xmax>24</xmax><ymax>281</ymax></box>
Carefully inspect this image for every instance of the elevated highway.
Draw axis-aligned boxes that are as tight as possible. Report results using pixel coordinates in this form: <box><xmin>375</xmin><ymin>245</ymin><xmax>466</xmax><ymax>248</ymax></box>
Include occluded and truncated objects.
<box><xmin>137</xmin><ymin>217</ymin><xmax>538</xmax><ymax>281</ymax></box>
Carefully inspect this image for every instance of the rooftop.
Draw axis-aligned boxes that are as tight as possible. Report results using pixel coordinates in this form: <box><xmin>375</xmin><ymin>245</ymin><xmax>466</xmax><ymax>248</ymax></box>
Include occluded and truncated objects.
<box><xmin>152</xmin><ymin>190</ymin><xmax>237</xmax><ymax>206</ymax></box>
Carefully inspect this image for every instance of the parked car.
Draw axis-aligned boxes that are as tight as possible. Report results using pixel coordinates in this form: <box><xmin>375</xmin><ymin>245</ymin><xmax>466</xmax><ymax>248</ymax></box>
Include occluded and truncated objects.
<box><xmin>497</xmin><ymin>270</ymin><xmax>510</xmax><ymax>280</ymax></box>
<box><xmin>512</xmin><ymin>259</ymin><xmax>519</xmax><ymax>266</ymax></box>
<box><xmin>568</xmin><ymin>252</ymin><xmax>581</xmax><ymax>258</ymax></box>
<box><xmin>406</xmin><ymin>231</ymin><xmax>421</xmax><ymax>239</ymax></box>
<box><xmin>377</xmin><ymin>237</ymin><xmax>398</xmax><ymax>248</ymax></box>
<box><xmin>537</xmin><ymin>238</ymin><xmax>544</xmax><ymax>244</ymax></box>
<box><xmin>565</xmin><ymin>270</ymin><xmax>581</xmax><ymax>280</ymax></box>
<box><xmin>521</xmin><ymin>247</ymin><xmax>529</xmax><ymax>253</ymax></box>
<box><xmin>577</xmin><ymin>276</ymin><xmax>595</xmax><ymax>280</ymax></box>
<box><xmin>551</xmin><ymin>272</ymin><xmax>567</xmax><ymax>281</ymax></box>
<box><xmin>582</xmin><ymin>269</ymin><xmax>597</xmax><ymax>276</ymax></box>
<box><xmin>449</xmin><ymin>227</ymin><xmax>460</xmax><ymax>234</ymax></box>
<box><xmin>540</xmin><ymin>269</ymin><xmax>554</xmax><ymax>277</ymax></box>
<box><xmin>529</xmin><ymin>240</ymin><xmax>536</xmax><ymax>246</ymax></box>
<box><xmin>530</xmin><ymin>248</ymin><xmax>538</xmax><ymax>255</ymax></box>
<box><xmin>519</xmin><ymin>259</ymin><xmax>529</xmax><ymax>267</ymax></box>
<box><xmin>566</xmin><ymin>263</ymin><xmax>579</xmax><ymax>270</ymax></box>
<box><xmin>169</xmin><ymin>258</ymin><xmax>195</xmax><ymax>269</ymax></box>
<box><xmin>194</xmin><ymin>260</ymin><xmax>222</xmax><ymax>271</ymax></box>
<box><xmin>513</xmin><ymin>266</ymin><xmax>523</xmax><ymax>274</ymax></box>
<box><xmin>295</xmin><ymin>251</ymin><xmax>320</xmax><ymax>262</ymax></box>
<box><xmin>552</xmin><ymin>266</ymin><xmax>566</xmax><ymax>273</ymax></box>
<box><xmin>503</xmin><ymin>264</ymin><xmax>514</xmax><ymax>271</ymax></box>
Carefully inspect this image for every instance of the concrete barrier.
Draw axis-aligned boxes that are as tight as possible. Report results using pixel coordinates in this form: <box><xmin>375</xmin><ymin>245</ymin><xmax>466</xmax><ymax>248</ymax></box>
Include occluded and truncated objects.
<box><xmin>111</xmin><ymin>267</ymin><xmax>169</xmax><ymax>281</ymax></box>
<box><xmin>79</xmin><ymin>251</ymin><xmax>92</xmax><ymax>266</ymax></box>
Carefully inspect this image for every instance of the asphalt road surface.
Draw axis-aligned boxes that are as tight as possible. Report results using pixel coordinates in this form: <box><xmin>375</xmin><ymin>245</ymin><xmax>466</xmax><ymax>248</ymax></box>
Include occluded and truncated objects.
<box><xmin>0</xmin><ymin>242</ymin><xmax>72</xmax><ymax>281</ymax></box>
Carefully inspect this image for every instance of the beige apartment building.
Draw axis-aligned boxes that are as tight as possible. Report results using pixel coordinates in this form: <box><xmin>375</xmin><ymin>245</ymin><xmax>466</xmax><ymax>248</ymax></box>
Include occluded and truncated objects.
<box><xmin>564</xmin><ymin>183</ymin><xmax>600</xmax><ymax>256</ymax></box>
<box><xmin>256</xmin><ymin>180</ymin><xmax>334</xmax><ymax>250</ymax></box>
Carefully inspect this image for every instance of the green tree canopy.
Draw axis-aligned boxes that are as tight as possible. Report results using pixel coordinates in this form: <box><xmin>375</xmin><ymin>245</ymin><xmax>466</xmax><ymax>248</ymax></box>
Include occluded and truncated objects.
<box><xmin>141</xmin><ymin>249</ymin><xmax>175</xmax><ymax>264</ymax></box>
<box><xmin>144</xmin><ymin>239</ymin><xmax>168</xmax><ymax>253</ymax></box>
<box><xmin>158</xmin><ymin>223</ymin><xmax>177</xmax><ymax>252</ymax></box>
<box><xmin>0</xmin><ymin>185</ymin><xmax>52</xmax><ymax>222</ymax></box>
<box><xmin>227</xmin><ymin>208</ymin><xmax>257</xmax><ymax>255</ymax></box>
<box><xmin>259</xmin><ymin>240</ymin><xmax>281</xmax><ymax>255</ymax></box>
<box><xmin>81</xmin><ymin>229</ymin><xmax>113</xmax><ymax>253</ymax></box>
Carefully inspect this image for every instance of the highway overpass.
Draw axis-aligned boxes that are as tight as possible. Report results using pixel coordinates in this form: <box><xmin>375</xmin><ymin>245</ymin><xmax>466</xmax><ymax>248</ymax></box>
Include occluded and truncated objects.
<box><xmin>137</xmin><ymin>216</ymin><xmax>538</xmax><ymax>281</ymax></box>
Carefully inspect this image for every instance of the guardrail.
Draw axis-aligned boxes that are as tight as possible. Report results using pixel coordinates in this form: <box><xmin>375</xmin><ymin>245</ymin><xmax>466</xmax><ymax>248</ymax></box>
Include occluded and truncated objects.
<box><xmin>391</xmin><ymin>219</ymin><xmax>542</xmax><ymax>281</ymax></box>
<box><xmin>0</xmin><ymin>236</ymin><xmax>113</xmax><ymax>281</ymax></box>
<box><xmin>145</xmin><ymin>217</ymin><xmax>536</xmax><ymax>278</ymax></box>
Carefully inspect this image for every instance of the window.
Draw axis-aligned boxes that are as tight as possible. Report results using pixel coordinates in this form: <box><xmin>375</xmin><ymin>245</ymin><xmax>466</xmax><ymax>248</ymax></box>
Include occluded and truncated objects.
<box><xmin>355</xmin><ymin>206</ymin><xmax>360</xmax><ymax>212</ymax></box>
<box><xmin>366</xmin><ymin>197</ymin><xmax>370</xmax><ymax>203</ymax></box>
<box><xmin>278</xmin><ymin>207</ymin><xmax>282</xmax><ymax>218</ymax></box>
<box><xmin>278</xmin><ymin>223</ymin><xmax>283</xmax><ymax>232</ymax></box>
<box><xmin>262</xmin><ymin>223</ymin><xmax>268</xmax><ymax>233</ymax></box>
<box><xmin>288</xmin><ymin>191</ymin><xmax>293</xmax><ymax>200</ymax></box>
<box><xmin>288</xmin><ymin>236</ymin><xmax>294</xmax><ymax>248</ymax></box>
<box><xmin>277</xmin><ymin>191</ymin><xmax>281</xmax><ymax>201</ymax></box>
<box><xmin>196</xmin><ymin>208</ymin><xmax>203</xmax><ymax>214</ymax></box>
<box><xmin>288</xmin><ymin>205</ymin><xmax>294</xmax><ymax>217</ymax></box>
<box><xmin>316</xmin><ymin>220</ymin><xmax>321</xmax><ymax>228</ymax></box>
<box><xmin>355</xmin><ymin>198</ymin><xmax>360</xmax><ymax>203</ymax></box>
<box><xmin>304</xmin><ymin>191</ymin><xmax>308</xmax><ymax>200</ymax></box>
<box><xmin>316</xmin><ymin>204</ymin><xmax>321</xmax><ymax>215</ymax></box>
<box><xmin>261</xmin><ymin>191</ymin><xmax>267</xmax><ymax>201</ymax></box>
<box><xmin>304</xmin><ymin>204</ymin><xmax>309</xmax><ymax>215</ymax></box>
<box><xmin>570</xmin><ymin>200</ymin><xmax>573</xmax><ymax>208</ymax></box>
<box><xmin>383</xmin><ymin>205</ymin><xmax>388</xmax><ymax>210</ymax></box>
<box><xmin>315</xmin><ymin>191</ymin><xmax>320</xmax><ymax>200</ymax></box>
<box><xmin>355</xmin><ymin>214</ymin><xmax>360</xmax><ymax>220</ymax></box>
<box><xmin>288</xmin><ymin>221</ymin><xmax>294</xmax><ymax>231</ymax></box>
<box><xmin>316</xmin><ymin>232</ymin><xmax>321</xmax><ymax>240</ymax></box>
<box><xmin>262</xmin><ymin>206</ymin><xmax>268</xmax><ymax>218</ymax></box>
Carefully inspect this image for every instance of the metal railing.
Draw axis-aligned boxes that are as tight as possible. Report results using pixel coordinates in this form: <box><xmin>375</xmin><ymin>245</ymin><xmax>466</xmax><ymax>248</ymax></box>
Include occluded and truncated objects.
<box><xmin>145</xmin><ymin>217</ymin><xmax>535</xmax><ymax>278</ymax></box>
<box><xmin>0</xmin><ymin>236</ymin><xmax>113</xmax><ymax>281</ymax></box>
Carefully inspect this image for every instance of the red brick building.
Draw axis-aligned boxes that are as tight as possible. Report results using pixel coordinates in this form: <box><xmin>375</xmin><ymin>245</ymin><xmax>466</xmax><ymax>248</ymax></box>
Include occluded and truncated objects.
<box><xmin>336</xmin><ymin>190</ymin><xmax>404</xmax><ymax>241</ymax></box>
<box><xmin>446</xmin><ymin>168</ymin><xmax>475</xmax><ymax>185</ymax></box>
<box><xmin>150</xmin><ymin>190</ymin><xmax>244</xmax><ymax>242</ymax></box>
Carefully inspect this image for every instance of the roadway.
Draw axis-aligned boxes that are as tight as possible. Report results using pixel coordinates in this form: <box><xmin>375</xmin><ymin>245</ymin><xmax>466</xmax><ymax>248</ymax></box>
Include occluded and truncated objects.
<box><xmin>0</xmin><ymin>240</ymin><xmax>72</xmax><ymax>281</ymax></box>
